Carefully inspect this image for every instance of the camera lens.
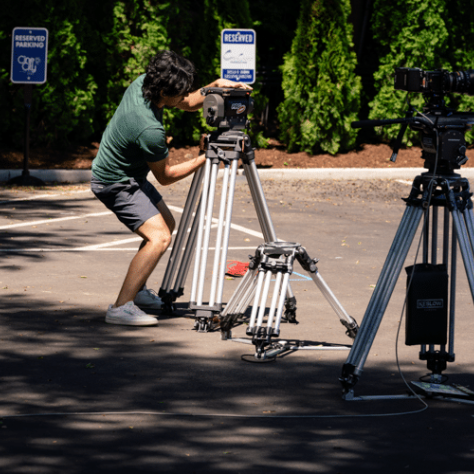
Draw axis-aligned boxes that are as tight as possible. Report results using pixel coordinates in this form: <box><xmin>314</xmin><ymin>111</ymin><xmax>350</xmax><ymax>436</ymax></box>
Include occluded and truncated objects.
<box><xmin>446</xmin><ymin>70</ymin><xmax>474</xmax><ymax>95</ymax></box>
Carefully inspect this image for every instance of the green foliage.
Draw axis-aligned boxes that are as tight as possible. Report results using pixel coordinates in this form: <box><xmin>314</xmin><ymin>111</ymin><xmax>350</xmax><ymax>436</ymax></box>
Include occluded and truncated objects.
<box><xmin>103</xmin><ymin>1</ymin><xmax>173</xmax><ymax>122</ymax></box>
<box><xmin>369</xmin><ymin>0</ymin><xmax>450</xmax><ymax>144</ymax></box>
<box><xmin>369</xmin><ymin>0</ymin><xmax>474</xmax><ymax>145</ymax></box>
<box><xmin>163</xmin><ymin>0</ymin><xmax>258</xmax><ymax>146</ymax></box>
<box><xmin>277</xmin><ymin>0</ymin><xmax>362</xmax><ymax>155</ymax></box>
<box><xmin>0</xmin><ymin>0</ymin><xmax>101</xmax><ymax>147</ymax></box>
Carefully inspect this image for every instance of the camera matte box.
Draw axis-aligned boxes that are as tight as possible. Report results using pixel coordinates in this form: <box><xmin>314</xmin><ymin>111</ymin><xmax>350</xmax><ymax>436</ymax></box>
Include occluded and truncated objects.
<box><xmin>405</xmin><ymin>264</ymin><xmax>448</xmax><ymax>346</ymax></box>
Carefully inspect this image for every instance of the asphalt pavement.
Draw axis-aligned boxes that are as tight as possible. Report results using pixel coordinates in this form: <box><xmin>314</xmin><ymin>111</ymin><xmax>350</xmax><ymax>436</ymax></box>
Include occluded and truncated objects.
<box><xmin>1</xmin><ymin>173</ymin><xmax>474</xmax><ymax>473</ymax></box>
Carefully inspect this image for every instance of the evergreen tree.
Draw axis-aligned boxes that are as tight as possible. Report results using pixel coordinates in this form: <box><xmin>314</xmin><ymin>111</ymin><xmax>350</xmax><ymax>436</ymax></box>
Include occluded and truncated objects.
<box><xmin>369</xmin><ymin>0</ymin><xmax>451</xmax><ymax>144</ymax></box>
<box><xmin>368</xmin><ymin>0</ymin><xmax>474</xmax><ymax>145</ymax></box>
<box><xmin>277</xmin><ymin>0</ymin><xmax>362</xmax><ymax>155</ymax></box>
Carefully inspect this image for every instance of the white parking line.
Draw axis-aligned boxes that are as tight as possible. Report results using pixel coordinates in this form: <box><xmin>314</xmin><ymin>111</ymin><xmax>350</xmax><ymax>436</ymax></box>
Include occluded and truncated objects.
<box><xmin>0</xmin><ymin>202</ymin><xmax>266</xmax><ymax>252</ymax></box>
<box><xmin>0</xmin><ymin>211</ymin><xmax>113</xmax><ymax>230</ymax></box>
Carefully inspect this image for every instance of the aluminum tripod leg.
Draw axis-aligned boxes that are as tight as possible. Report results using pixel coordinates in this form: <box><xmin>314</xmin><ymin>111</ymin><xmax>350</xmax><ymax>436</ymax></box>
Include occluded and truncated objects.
<box><xmin>452</xmin><ymin>205</ymin><xmax>474</xmax><ymax>301</ymax></box>
<box><xmin>189</xmin><ymin>158</ymin><xmax>239</xmax><ymax>328</ymax></box>
<box><xmin>159</xmin><ymin>166</ymin><xmax>204</xmax><ymax>310</ymax></box>
<box><xmin>242</xmin><ymin>160</ymin><xmax>297</xmax><ymax>315</ymax></box>
<box><xmin>340</xmin><ymin>203</ymin><xmax>424</xmax><ymax>392</ymax></box>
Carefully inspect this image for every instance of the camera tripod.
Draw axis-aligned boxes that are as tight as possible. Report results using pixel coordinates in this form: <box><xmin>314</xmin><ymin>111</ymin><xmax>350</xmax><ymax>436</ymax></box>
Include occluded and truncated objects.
<box><xmin>219</xmin><ymin>241</ymin><xmax>358</xmax><ymax>361</ymax></box>
<box><xmin>159</xmin><ymin>127</ymin><xmax>358</xmax><ymax>348</ymax></box>
<box><xmin>340</xmin><ymin>165</ymin><xmax>474</xmax><ymax>402</ymax></box>
<box><xmin>158</xmin><ymin>128</ymin><xmax>298</xmax><ymax>331</ymax></box>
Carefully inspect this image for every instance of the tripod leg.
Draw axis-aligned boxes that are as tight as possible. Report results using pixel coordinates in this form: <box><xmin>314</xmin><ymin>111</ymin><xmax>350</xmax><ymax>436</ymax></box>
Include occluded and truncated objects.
<box><xmin>341</xmin><ymin>204</ymin><xmax>424</xmax><ymax>393</ymax></box>
<box><xmin>209</xmin><ymin>161</ymin><xmax>232</xmax><ymax>306</ymax></box>
<box><xmin>242</xmin><ymin>160</ymin><xmax>297</xmax><ymax>314</ymax></box>
<box><xmin>463</xmin><ymin>207</ymin><xmax>474</xmax><ymax>255</ymax></box>
<box><xmin>266</xmin><ymin>272</ymin><xmax>283</xmax><ymax>334</ymax></box>
<box><xmin>196</xmin><ymin>161</ymin><xmax>220</xmax><ymax>305</ymax></box>
<box><xmin>310</xmin><ymin>271</ymin><xmax>358</xmax><ymax>337</ymax></box>
<box><xmin>273</xmin><ymin>272</ymin><xmax>292</xmax><ymax>333</ymax></box>
<box><xmin>215</xmin><ymin>159</ymin><xmax>239</xmax><ymax>306</ymax></box>
<box><xmin>255</xmin><ymin>269</ymin><xmax>273</xmax><ymax>329</ymax></box>
<box><xmin>220</xmin><ymin>263</ymin><xmax>259</xmax><ymax>319</ymax></box>
<box><xmin>452</xmin><ymin>207</ymin><xmax>474</xmax><ymax>301</ymax></box>
<box><xmin>248</xmin><ymin>269</ymin><xmax>266</xmax><ymax>333</ymax></box>
<box><xmin>172</xmin><ymin>200</ymin><xmax>202</xmax><ymax>295</ymax></box>
<box><xmin>243</xmin><ymin>160</ymin><xmax>277</xmax><ymax>241</ymax></box>
<box><xmin>190</xmin><ymin>159</ymin><xmax>212</xmax><ymax>304</ymax></box>
<box><xmin>160</xmin><ymin>167</ymin><xmax>204</xmax><ymax>294</ymax></box>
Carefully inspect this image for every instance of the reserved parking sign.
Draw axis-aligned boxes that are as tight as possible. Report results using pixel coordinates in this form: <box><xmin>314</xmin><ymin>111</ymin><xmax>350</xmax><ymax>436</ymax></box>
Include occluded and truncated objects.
<box><xmin>11</xmin><ymin>27</ymin><xmax>49</xmax><ymax>84</ymax></box>
<box><xmin>221</xmin><ymin>29</ymin><xmax>256</xmax><ymax>84</ymax></box>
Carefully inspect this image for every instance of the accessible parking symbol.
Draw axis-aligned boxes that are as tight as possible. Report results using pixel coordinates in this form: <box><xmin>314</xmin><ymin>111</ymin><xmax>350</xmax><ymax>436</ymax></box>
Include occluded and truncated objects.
<box><xmin>11</xmin><ymin>27</ymin><xmax>49</xmax><ymax>84</ymax></box>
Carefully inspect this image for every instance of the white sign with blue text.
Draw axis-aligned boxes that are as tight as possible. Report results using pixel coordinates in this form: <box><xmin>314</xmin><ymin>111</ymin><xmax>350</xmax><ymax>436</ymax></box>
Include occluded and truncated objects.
<box><xmin>221</xmin><ymin>29</ymin><xmax>256</xmax><ymax>84</ymax></box>
<box><xmin>11</xmin><ymin>27</ymin><xmax>49</xmax><ymax>84</ymax></box>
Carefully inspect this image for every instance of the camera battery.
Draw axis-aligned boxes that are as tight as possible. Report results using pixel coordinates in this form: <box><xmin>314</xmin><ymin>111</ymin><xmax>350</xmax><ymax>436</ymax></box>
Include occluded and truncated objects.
<box><xmin>405</xmin><ymin>264</ymin><xmax>448</xmax><ymax>346</ymax></box>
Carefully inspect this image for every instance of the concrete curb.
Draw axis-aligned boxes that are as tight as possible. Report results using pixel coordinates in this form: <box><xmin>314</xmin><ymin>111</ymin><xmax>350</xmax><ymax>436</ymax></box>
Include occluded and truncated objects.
<box><xmin>3</xmin><ymin>167</ymin><xmax>474</xmax><ymax>184</ymax></box>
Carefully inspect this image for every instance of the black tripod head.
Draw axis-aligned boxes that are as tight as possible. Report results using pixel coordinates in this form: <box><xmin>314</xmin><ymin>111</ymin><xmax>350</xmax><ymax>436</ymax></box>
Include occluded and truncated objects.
<box><xmin>201</xmin><ymin>87</ymin><xmax>254</xmax><ymax>130</ymax></box>
<box><xmin>352</xmin><ymin>67</ymin><xmax>474</xmax><ymax>175</ymax></box>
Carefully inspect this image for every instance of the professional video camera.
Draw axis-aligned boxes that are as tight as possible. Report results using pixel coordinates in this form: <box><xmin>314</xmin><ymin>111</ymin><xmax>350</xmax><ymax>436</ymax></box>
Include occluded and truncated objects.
<box><xmin>394</xmin><ymin>67</ymin><xmax>474</xmax><ymax>95</ymax></box>
<box><xmin>352</xmin><ymin>67</ymin><xmax>474</xmax><ymax>174</ymax></box>
<box><xmin>201</xmin><ymin>87</ymin><xmax>254</xmax><ymax>130</ymax></box>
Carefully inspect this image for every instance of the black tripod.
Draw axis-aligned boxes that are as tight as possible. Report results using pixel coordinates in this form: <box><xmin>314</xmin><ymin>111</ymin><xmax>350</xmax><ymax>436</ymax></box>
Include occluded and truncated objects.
<box><xmin>340</xmin><ymin>161</ymin><xmax>474</xmax><ymax>401</ymax></box>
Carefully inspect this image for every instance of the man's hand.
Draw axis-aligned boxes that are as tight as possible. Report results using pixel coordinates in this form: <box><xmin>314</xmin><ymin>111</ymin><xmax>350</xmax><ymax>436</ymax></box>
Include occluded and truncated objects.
<box><xmin>148</xmin><ymin>154</ymin><xmax>206</xmax><ymax>186</ymax></box>
<box><xmin>211</xmin><ymin>79</ymin><xmax>253</xmax><ymax>90</ymax></box>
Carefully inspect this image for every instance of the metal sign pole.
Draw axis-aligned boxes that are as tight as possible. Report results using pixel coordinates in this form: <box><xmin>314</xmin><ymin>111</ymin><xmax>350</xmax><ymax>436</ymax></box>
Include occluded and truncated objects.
<box><xmin>23</xmin><ymin>84</ymin><xmax>32</xmax><ymax>179</ymax></box>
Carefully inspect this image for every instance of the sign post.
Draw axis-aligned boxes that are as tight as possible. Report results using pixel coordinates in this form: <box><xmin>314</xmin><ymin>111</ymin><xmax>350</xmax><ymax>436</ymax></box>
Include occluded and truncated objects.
<box><xmin>10</xmin><ymin>27</ymin><xmax>49</xmax><ymax>185</ymax></box>
<box><xmin>221</xmin><ymin>29</ymin><xmax>256</xmax><ymax>84</ymax></box>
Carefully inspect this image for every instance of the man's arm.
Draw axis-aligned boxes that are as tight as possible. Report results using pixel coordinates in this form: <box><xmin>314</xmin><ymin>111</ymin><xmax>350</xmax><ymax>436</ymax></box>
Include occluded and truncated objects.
<box><xmin>147</xmin><ymin>154</ymin><xmax>206</xmax><ymax>186</ymax></box>
<box><xmin>177</xmin><ymin>79</ymin><xmax>253</xmax><ymax>112</ymax></box>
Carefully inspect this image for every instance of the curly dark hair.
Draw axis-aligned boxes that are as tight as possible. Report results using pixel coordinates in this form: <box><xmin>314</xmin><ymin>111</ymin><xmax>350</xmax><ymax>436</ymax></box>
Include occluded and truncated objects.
<box><xmin>142</xmin><ymin>50</ymin><xmax>197</xmax><ymax>103</ymax></box>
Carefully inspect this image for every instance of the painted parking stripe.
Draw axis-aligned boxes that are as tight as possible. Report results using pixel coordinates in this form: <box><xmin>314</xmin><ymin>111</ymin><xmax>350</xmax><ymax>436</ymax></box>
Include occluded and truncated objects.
<box><xmin>0</xmin><ymin>211</ymin><xmax>112</xmax><ymax>230</ymax></box>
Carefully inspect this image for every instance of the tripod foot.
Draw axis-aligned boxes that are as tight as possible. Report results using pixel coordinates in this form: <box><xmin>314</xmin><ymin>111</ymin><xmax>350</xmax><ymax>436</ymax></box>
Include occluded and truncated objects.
<box><xmin>283</xmin><ymin>307</ymin><xmax>298</xmax><ymax>324</ymax></box>
<box><xmin>341</xmin><ymin>388</ymin><xmax>355</xmax><ymax>401</ymax></box>
<box><xmin>161</xmin><ymin>301</ymin><xmax>176</xmax><ymax>315</ymax></box>
<box><xmin>194</xmin><ymin>315</ymin><xmax>220</xmax><ymax>333</ymax></box>
<box><xmin>340</xmin><ymin>362</ymin><xmax>360</xmax><ymax>396</ymax></box>
<box><xmin>241</xmin><ymin>353</ymin><xmax>276</xmax><ymax>363</ymax></box>
<box><xmin>283</xmin><ymin>296</ymin><xmax>298</xmax><ymax>324</ymax></box>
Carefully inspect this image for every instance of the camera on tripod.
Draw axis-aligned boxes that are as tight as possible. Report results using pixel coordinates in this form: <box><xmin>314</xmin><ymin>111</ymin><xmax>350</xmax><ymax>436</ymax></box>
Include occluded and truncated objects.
<box><xmin>201</xmin><ymin>87</ymin><xmax>254</xmax><ymax>130</ymax></box>
<box><xmin>352</xmin><ymin>66</ymin><xmax>474</xmax><ymax>173</ymax></box>
<box><xmin>341</xmin><ymin>66</ymin><xmax>474</xmax><ymax>400</ymax></box>
<box><xmin>394</xmin><ymin>67</ymin><xmax>474</xmax><ymax>95</ymax></box>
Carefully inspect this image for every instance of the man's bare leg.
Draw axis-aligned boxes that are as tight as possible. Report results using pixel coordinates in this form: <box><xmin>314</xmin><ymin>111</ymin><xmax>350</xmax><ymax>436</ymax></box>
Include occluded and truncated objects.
<box><xmin>114</xmin><ymin>200</ymin><xmax>175</xmax><ymax>308</ymax></box>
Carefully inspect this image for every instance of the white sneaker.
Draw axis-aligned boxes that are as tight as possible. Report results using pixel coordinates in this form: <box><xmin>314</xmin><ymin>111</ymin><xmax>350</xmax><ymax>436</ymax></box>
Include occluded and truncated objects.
<box><xmin>105</xmin><ymin>301</ymin><xmax>158</xmax><ymax>326</ymax></box>
<box><xmin>134</xmin><ymin>288</ymin><xmax>163</xmax><ymax>310</ymax></box>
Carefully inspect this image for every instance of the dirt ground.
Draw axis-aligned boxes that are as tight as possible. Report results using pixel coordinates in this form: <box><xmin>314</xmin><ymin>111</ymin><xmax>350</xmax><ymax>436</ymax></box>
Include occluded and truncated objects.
<box><xmin>4</xmin><ymin>141</ymin><xmax>474</xmax><ymax>170</ymax></box>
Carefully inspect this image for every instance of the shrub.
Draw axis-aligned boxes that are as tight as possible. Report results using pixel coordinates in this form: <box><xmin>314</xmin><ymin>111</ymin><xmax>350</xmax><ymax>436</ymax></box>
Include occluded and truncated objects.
<box><xmin>277</xmin><ymin>0</ymin><xmax>362</xmax><ymax>155</ymax></box>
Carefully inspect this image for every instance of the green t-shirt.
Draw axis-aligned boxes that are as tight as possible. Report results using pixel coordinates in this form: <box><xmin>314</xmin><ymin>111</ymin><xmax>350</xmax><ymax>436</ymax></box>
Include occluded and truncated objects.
<box><xmin>92</xmin><ymin>74</ymin><xmax>168</xmax><ymax>183</ymax></box>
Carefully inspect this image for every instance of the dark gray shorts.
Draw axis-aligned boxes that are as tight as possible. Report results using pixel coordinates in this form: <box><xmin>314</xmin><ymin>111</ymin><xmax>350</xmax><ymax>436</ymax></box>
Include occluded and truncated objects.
<box><xmin>91</xmin><ymin>177</ymin><xmax>163</xmax><ymax>232</ymax></box>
